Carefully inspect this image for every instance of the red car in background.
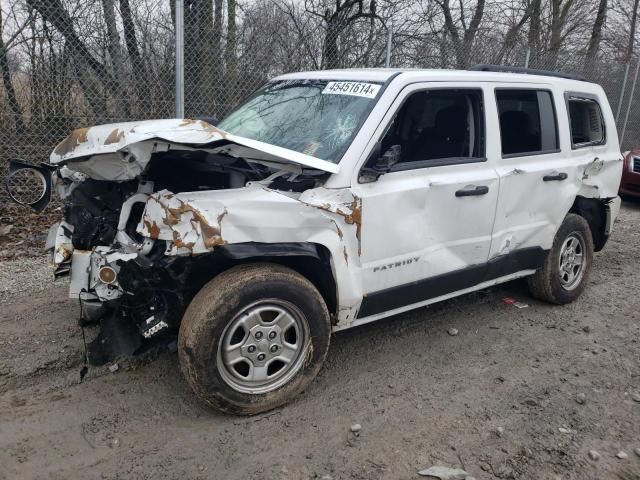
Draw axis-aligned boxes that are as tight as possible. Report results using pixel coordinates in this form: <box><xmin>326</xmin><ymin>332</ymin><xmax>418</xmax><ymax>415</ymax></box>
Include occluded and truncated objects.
<box><xmin>620</xmin><ymin>148</ymin><xmax>640</xmax><ymax>198</ymax></box>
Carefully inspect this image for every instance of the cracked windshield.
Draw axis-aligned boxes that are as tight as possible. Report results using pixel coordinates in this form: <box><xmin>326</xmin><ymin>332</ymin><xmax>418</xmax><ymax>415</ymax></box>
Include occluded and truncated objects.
<box><xmin>217</xmin><ymin>80</ymin><xmax>381</xmax><ymax>163</ymax></box>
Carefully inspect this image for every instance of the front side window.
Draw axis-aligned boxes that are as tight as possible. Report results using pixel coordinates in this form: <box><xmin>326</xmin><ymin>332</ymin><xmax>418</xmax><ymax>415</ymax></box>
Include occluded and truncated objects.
<box><xmin>567</xmin><ymin>96</ymin><xmax>605</xmax><ymax>147</ymax></box>
<box><xmin>217</xmin><ymin>79</ymin><xmax>382</xmax><ymax>163</ymax></box>
<box><xmin>496</xmin><ymin>89</ymin><xmax>558</xmax><ymax>156</ymax></box>
<box><xmin>378</xmin><ymin>89</ymin><xmax>485</xmax><ymax>168</ymax></box>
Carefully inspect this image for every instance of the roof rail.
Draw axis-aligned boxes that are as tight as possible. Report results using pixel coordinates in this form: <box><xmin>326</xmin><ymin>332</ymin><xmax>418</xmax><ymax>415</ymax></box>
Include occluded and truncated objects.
<box><xmin>469</xmin><ymin>64</ymin><xmax>587</xmax><ymax>82</ymax></box>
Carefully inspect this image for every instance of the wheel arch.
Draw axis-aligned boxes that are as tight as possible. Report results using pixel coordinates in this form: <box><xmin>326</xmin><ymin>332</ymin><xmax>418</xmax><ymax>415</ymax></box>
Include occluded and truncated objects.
<box><xmin>182</xmin><ymin>242</ymin><xmax>338</xmax><ymax>323</ymax></box>
<box><xmin>568</xmin><ymin>196</ymin><xmax>609</xmax><ymax>251</ymax></box>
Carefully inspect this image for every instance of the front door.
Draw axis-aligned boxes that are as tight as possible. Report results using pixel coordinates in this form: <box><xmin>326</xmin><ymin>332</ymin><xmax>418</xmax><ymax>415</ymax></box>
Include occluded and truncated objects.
<box><xmin>352</xmin><ymin>84</ymin><xmax>500</xmax><ymax>319</ymax></box>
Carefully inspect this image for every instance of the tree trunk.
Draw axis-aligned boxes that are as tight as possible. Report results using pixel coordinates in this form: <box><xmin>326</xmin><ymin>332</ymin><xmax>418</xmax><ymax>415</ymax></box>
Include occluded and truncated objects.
<box><xmin>438</xmin><ymin>0</ymin><xmax>463</xmax><ymax>62</ymax></box>
<box><xmin>0</xmin><ymin>11</ymin><xmax>24</xmax><ymax>134</ymax></box>
<box><xmin>527</xmin><ymin>0</ymin><xmax>541</xmax><ymax>67</ymax></box>
<box><xmin>26</xmin><ymin>0</ymin><xmax>110</xmax><ymax>116</ymax></box>
<box><xmin>119</xmin><ymin>0</ymin><xmax>149</xmax><ymax>116</ymax></box>
<box><xmin>436</xmin><ymin>0</ymin><xmax>484</xmax><ymax>69</ymax></box>
<box><xmin>460</xmin><ymin>0</ymin><xmax>485</xmax><ymax>68</ymax></box>
<box><xmin>226</xmin><ymin>0</ymin><xmax>237</xmax><ymax>107</ymax></box>
<box><xmin>493</xmin><ymin>8</ymin><xmax>531</xmax><ymax>65</ymax></box>
<box><xmin>624</xmin><ymin>0</ymin><xmax>640</xmax><ymax>63</ymax></box>
<box><xmin>102</xmin><ymin>0</ymin><xmax>128</xmax><ymax>116</ymax></box>
<box><xmin>547</xmin><ymin>0</ymin><xmax>573</xmax><ymax>69</ymax></box>
<box><xmin>584</xmin><ymin>0</ymin><xmax>607</xmax><ymax>75</ymax></box>
<box><xmin>322</xmin><ymin>20</ymin><xmax>340</xmax><ymax>69</ymax></box>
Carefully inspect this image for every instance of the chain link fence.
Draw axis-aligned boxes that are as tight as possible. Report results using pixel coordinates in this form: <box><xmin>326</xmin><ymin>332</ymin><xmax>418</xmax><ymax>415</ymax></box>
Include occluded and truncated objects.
<box><xmin>1</xmin><ymin>0</ymin><xmax>639</xmax><ymax>207</ymax></box>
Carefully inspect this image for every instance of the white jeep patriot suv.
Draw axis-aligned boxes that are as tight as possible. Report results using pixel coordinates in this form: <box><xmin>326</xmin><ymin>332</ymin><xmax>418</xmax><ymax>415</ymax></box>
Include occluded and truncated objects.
<box><xmin>6</xmin><ymin>65</ymin><xmax>623</xmax><ymax>414</ymax></box>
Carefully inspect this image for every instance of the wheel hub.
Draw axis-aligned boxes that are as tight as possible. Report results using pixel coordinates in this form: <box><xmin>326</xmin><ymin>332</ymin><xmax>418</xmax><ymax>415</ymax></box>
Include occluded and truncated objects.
<box><xmin>217</xmin><ymin>300</ymin><xmax>309</xmax><ymax>394</ymax></box>
<box><xmin>239</xmin><ymin>324</ymin><xmax>284</xmax><ymax>367</ymax></box>
<box><xmin>558</xmin><ymin>232</ymin><xmax>586</xmax><ymax>291</ymax></box>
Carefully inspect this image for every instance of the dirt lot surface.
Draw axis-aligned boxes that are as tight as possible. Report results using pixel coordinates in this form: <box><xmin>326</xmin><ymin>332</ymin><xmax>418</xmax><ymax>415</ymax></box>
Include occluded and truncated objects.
<box><xmin>1</xmin><ymin>202</ymin><xmax>639</xmax><ymax>480</ymax></box>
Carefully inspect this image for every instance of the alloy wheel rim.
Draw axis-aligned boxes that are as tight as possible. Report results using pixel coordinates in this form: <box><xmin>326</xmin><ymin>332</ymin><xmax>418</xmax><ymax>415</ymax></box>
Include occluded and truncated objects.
<box><xmin>216</xmin><ymin>299</ymin><xmax>309</xmax><ymax>394</ymax></box>
<box><xmin>558</xmin><ymin>232</ymin><xmax>586</xmax><ymax>291</ymax></box>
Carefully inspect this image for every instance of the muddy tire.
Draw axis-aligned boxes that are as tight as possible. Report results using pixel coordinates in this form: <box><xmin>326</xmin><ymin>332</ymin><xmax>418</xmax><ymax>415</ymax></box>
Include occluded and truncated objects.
<box><xmin>178</xmin><ymin>263</ymin><xmax>331</xmax><ymax>415</ymax></box>
<box><xmin>527</xmin><ymin>214</ymin><xmax>594</xmax><ymax>304</ymax></box>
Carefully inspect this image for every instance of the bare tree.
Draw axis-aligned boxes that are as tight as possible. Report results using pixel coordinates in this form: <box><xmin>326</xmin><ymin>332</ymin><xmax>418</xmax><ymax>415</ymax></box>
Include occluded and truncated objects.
<box><xmin>305</xmin><ymin>0</ymin><xmax>384</xmax><ymax>69</ymax></box>
<box><xmin>492</xmin><ymin>1</ymin><xmax>532</xmax><ymax>64</ymax></box>
<box><xmin>623</xmin><ymin>0</ymin><xmax>640</xmax><ymax>62</ymax></box>
<box><xmin>433</xmin><ymin>0</ymin><xmax>486</xmax><ymax>68</ymax></box>
<box><xmin>584</xmin><ymin>0</ymin><xmax>608</xmax><ymax>73</ymax></box>
<box><xmin>547</xmin><ymin>0</ymin><xmax>577</xmax><ymax>68</ymax></box>
<box><xmin>0</xmin><ymin>5</ymin><xmax>30</xmax><ymax>133</ymax></box>
<box><xmin>226</xmin><ymin>0</ymin><xmax>237</xmax><ymax>102</ymax></box>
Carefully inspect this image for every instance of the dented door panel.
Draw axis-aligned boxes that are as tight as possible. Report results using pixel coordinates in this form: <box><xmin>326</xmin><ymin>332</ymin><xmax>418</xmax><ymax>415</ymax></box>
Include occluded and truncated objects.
<box><xmin>356</xmin><ymin>164</ymin><xmax>500</xmax><ymax>295</ymax></box>
<box><xmin>350</xmin><ymin>82</ymin><xmax>501</xmax><ymax>313</ymax></box>
<box><xmin>490</xmin><ymin>82</ymin><xmax>623</xmax><ymax>260</ymax></box>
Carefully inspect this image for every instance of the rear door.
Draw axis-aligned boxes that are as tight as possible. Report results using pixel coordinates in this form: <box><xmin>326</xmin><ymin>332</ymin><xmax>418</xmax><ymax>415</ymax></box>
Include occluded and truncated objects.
<box><xmin>351</xmin><ymin>83</ymin><xmax>501</xmax><ymax>319</ymax></box>
<box><xmin>489</xmin><ymin>85</ymin><xmax>576</xmax><ymax>267</ymax></box>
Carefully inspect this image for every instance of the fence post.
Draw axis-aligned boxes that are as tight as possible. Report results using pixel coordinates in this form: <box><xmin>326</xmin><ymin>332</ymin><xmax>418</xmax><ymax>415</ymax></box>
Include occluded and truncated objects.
<box><xmin>385</xmin><ymin>20</ymin><xmax>393</xmax><ymax>68</ymax></box>
<box><xmin>524</xmin><ymin>48</ymin><xmax>531</xmax><ymax>69</ymax></box>
<box><xmin>175</xmin><ymin>0</ymin><xmax>185</xmax><ymax>118</ymax></box>
<box><xmin>621</xmin><ymin>57</ymin><xmax>640</xmax><ymax>146</ymax></box>
<box><xmin>615</xmin><ymin>62</ymin><xmax>630</xmax><ymax>124</ymax></box>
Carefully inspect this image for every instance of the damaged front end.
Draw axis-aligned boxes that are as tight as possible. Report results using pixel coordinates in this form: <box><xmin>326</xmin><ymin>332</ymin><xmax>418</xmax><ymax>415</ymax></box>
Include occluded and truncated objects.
<box><xmin>16</xmin><ymin>118</ymin><xmax>344</xmax><ymax>365</ymax></box>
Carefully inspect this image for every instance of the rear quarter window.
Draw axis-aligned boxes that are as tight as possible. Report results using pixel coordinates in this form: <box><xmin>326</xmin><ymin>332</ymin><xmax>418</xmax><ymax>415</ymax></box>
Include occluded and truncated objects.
<box><xmin>565</xmin><ymin>93</ymin><xmax>606</xmax><ymax>148</ymax></box>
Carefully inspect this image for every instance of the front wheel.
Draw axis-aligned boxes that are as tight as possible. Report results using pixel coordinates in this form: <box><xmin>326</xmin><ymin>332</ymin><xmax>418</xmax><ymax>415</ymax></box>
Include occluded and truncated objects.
<box><xmin>178</xmin><ymin>263</ymin><xmax>331</xmax><ymax>415</ymax></box>
<box><xmin>527</xmin><ymin>213</ymin><xmax>594</xmax><ymax>304</ymax></box>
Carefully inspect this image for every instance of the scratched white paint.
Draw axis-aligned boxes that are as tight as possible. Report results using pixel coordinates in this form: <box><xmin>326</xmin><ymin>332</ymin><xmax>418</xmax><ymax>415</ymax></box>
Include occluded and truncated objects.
<box><xmin>49</xmin><ymin>118</ymin><xmax>339</xmax><ymax>176</ymax></box>
<box><xmin>47</xmin><ymin>70</ymin><xmax>624</xmax><ymax>331</ymax></box>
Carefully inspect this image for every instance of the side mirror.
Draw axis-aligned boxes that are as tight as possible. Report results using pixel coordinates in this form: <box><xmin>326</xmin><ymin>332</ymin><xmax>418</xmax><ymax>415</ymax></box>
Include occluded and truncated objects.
<box><xmin>359</xmin><ymin>144</ymin><xmax>402</xmax><ymax>183</ymax></box>
<box><xmin>375</xmin><ymin>145</ymin><xmax>401</xmax><ymax>171</ymax></box>
<box><xmin>4</xmin><ymin>160</ymin><xmax>53</xmax><ymax>212</ymax></box>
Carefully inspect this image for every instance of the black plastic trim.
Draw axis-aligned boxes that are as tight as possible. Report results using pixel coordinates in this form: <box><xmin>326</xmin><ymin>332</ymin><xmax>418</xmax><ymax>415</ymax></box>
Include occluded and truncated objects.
<box><xmin>470</xmin><ymin>64</ymin><xmax>586</xmax><ymax>81</ymax></box>
<box><xmin>390</xmin><ymin>156</ymin><xmax>487</xmax><ymax>171</ymax></box>
<box><xmin>5</xmin><ymin>160</ymin><xmax>53</xmax><ymax>213</ymax></box>
<box><xmin>357</xmin><ymin>247</ymin><xmax>547</xmax><ymax>318</ymax></box>
<box><xmin>564</xmin><ymin>91</ymin><xmax>607</xmax><ymax>149</ymax></box>
<box><xmin>501</xmin><ymin>149</ymin><xmax>562</xmax><ymax>159</ymax></box>
<box><xmin>219</xmin><ymin>242</ymin><xmax>321</xmax><ymax>260</ymax></box>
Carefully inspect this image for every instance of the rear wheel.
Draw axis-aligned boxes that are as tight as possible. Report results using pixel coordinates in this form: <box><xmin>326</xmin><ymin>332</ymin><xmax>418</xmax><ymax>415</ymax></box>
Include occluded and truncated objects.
<box><xmin>178</xmin><ymin>263</ymin><xmax>331</xmax><ymax>415</ymax></box>
<box><xmin>527</xmin><ymin>213</ymin><xmax>594</xmax><ymax>304</ymax></box>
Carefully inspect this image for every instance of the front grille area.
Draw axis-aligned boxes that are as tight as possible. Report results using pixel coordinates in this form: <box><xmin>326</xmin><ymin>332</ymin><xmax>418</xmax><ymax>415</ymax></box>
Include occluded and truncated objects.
<box><xmin>633</xmin><ymin>156</ymin><xmax>640</xmax><ymax>173</ymax></box>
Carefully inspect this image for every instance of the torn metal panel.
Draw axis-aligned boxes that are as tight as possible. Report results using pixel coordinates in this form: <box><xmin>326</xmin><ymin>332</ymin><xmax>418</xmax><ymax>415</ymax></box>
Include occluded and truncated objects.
<box><xmin>69</xmin><ymin>250</ymin><xmax>92</xmax><ymax>297</ymax></box>
<box><xmin>50</xmin><ymin>221</ymin><xmax>74</xmax><ymax>267</ymax></box>
<box><xmin>49</xmin><ymin>119</ymin><xmax>340</xmax><ymax>178</ymax></box>
<box><xmin>578</xmin><ymin>154</ymin><xmax>624</xmax><ymax>199</ymax></box>
<box><xmin>138</xmin><ymin>189</ymin><xmax>227</xmax><ymax>255</ymax></box>
<box><xmin>299</xmin><ymin>187</ymin><xmax>362</xmax><ymax>255</ymax></box>
<box><xmin>132</xmin><ymin>184</ymin><xmax>363</xmax><ymax>325</ymax></box>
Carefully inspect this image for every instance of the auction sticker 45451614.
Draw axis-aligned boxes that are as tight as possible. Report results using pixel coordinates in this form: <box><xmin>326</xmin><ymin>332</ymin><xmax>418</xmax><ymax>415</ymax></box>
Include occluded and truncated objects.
<box><xmin>322</xmin><ymin>81</ymin><xmax>381</xmax><ymax>98</ymax></box>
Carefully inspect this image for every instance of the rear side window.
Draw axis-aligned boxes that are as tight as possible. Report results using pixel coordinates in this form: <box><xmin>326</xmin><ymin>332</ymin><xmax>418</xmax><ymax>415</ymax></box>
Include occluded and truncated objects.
<box><xmin>496</xmin><ymin>89</ymin><xmax>559</xmax><ymax>157</ymax></box>
<box><xmin>567</xmin><ymin>95</ymin><xmax>605</xmax><ymax>147</ymax></box>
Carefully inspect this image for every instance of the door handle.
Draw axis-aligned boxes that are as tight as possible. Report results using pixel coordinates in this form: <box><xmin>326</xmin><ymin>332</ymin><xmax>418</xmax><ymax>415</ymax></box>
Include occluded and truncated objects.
<box><xmin>543</xmin><ymin>172</ymin><xmax>568</xmax><ymax>182</ymax></box>
<box><xmin>455</xmin><ymin>185</ymin><xmax>489</xmax><ymax>197</ymax></box>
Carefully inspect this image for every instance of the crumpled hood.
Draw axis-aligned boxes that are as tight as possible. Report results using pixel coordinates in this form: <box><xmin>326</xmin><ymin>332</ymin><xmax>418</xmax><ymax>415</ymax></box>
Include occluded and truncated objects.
<box><xmin>50</xmin><ymin>118</ymin><xmax>339</xmax><ymax>175</ymax></box>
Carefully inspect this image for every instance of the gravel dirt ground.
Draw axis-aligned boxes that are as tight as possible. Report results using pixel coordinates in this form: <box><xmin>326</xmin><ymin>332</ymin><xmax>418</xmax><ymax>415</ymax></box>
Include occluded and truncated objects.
<box><xmin>1</xmin><ymin>202</ymin><xmax>639</xmax><ymax>480</ymax></box>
